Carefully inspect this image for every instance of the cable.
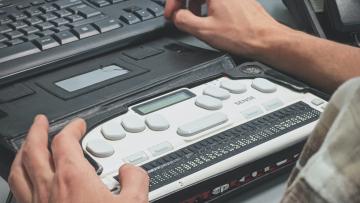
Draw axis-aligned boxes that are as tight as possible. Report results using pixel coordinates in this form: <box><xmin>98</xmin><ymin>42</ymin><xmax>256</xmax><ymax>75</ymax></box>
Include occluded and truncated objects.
<box><xmin>6</xmin><ymin>191</ymin><xmax>13</xmax><ymax>203</ymax></box>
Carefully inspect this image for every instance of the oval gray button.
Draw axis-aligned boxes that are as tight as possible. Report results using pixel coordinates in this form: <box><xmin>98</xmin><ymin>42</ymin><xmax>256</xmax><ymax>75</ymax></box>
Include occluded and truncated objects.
<box><xmin>195</xmin><ymin>95</ymin><xmax>223</xmax><ymax>110</ymax></box>
<box><xmin>220</xmin><ymin>80</ymin><xmax>247</xmax><ymax>94</ymax></box>
<box><xmin>177</xmin><ymin>112</ymin><xmax>229</xmax><ymax>137</ymax></box>
<box><xmin>203</xmin><ymin>86</ymin><xmax>230</xmax><ymax>100</ymax></box>
<box><xmin>251</xmin><ymin>78</ymin><xmax>277</xmax><ymax>93</ymax></box>
<box><xmin>86</xmin><ymin>139</ymin><xmax>115</xmax><ymax>158</ymax></box>
<box><xmin>146</xmin><ymin>114</ymin><xmax>170</xmax><ymax>131</ymax></box>
<box><xmin>101</xmin><ymin>122</ymin><xmax>126</xmax><ymax>141</ymax></box>
<box><xmin>122</xmin><ymin>115</ymin><xmax>146</xmax><ymax>133</ymax></box>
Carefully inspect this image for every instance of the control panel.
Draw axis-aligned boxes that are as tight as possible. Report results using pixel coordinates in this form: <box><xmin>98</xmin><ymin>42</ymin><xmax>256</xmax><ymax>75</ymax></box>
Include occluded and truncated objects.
<box><xmin>81</xmin><ymin>76</ymin><xmax>327</xmax><ymax>201</ymax></box>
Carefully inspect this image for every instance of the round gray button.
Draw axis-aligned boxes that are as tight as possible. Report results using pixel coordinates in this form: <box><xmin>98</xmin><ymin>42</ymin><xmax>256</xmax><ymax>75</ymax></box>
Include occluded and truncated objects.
<box><xmin>122</xmin><ymin>115</ymin><xmax>146</xmax><ymax>133</ymax></box>
<box><xmin>195</xmin><ymin>95</ymin><xmax>223</xmax><ymax>110</ymax></box>
<box><xmin>86</xmin><ymin>139</ymin><xmax>115</xmax><ymax>158</ymax></box>
<box><xmin>101</xmin><ymin>122</ymin><xmax>126</xmax><ymax>141</ymax></box>
<box><xmin>145</xmin><ymin>114</ymin><xmax>170</xmax><ymax>131</ymax></box>
<box><xmin>203</xmin><ymin>86</ymin><xmax>230</xmax><ymax>100</ymax></box>
<box><xmin>220</xmin><ymin>80</ymin><xmax>247</xmax><ymax>94</ymax></box>
<box><xmin>251</xmin><ymin>78</ymin><xmax>277</xmax><ymax>93</ymax></box>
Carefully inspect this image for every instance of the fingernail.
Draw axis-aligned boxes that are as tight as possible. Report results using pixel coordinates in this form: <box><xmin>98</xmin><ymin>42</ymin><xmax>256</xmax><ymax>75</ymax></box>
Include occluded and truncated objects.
<box><xmin>34</xmin><ymin>114</ymin><xmax>45</xmax><ymax>122</ymax></box>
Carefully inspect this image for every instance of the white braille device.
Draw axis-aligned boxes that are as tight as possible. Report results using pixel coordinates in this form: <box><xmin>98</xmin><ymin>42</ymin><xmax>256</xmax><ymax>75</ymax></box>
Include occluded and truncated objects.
<box><xmin>82</xmin><ymin>77</ymin><xmax>327</xmax><ymax>201</ymax></box>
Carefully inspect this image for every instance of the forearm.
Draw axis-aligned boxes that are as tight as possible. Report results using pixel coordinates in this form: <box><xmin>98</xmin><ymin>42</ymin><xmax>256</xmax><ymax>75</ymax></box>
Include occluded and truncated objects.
<box><xmin>165</xmin><ymin>0</ymin><xmax>360</xmax><ymax>93</ymax></box>
<box><xmin>255</xmin><ymin>26</ymin><xmax>360</xmax><ymax>93</ymax></box>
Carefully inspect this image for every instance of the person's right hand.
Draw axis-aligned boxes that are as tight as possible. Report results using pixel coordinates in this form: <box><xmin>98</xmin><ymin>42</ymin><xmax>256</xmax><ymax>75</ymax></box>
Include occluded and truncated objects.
<box><xmin>165</xmin><ymin>0</ymin><xmax>291</xmax><ymax>57</ymax></box>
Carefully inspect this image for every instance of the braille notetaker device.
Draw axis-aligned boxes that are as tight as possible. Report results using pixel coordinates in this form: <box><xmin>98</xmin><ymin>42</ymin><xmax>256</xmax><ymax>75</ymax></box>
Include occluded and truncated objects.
<box><xmin>82</xmin><ymin>62</ymin><xmax>328</xmax><ymax>202</ymax></box>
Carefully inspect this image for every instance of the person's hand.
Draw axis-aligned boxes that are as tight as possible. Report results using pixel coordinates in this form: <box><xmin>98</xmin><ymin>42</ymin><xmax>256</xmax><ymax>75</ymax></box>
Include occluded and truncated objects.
<box><xmin>165</xmin><ymin>0</ymin><xmax>291</xmax><ymax>57</ymax></box>
<box><xmin>8</xmin><ymin>115</ymin><xmax>149</xmax><ymax>203</ymax></box>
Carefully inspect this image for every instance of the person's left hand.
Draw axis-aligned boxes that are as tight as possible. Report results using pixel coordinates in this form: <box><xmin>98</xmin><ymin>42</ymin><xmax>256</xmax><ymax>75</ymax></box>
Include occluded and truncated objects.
<box><xmin>8</xmin><ymin>115</ymin><xmax>149</xmax><ymax>203</ymax></box>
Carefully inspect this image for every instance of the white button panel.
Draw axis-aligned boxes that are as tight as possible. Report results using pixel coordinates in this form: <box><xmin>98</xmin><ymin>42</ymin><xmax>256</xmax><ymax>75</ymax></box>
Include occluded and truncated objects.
<box><xmin>81</xmin><ymin>76</ymin><xmax>327</xmax><ymax>190</ymax></box>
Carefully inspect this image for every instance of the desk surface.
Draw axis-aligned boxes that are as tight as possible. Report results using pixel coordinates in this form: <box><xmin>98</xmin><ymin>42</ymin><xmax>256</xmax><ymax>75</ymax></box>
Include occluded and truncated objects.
<box><xmin>0</xmin><ymin>1</ymin><xmax>294</xmax><ymax>202</ymax></box>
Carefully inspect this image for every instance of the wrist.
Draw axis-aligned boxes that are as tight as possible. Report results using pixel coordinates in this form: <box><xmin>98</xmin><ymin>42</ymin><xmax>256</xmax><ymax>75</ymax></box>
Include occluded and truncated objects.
<box><xmin>245</xmin><ymin>23</ymin><xmax>299</xmax><ymax>60</ymax></box>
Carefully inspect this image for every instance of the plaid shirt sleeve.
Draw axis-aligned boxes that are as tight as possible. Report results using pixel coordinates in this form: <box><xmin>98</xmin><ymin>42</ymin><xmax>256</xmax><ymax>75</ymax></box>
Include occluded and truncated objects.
<box><xmin>281</xmin><ymin>78</ymin><xmax>360</xmax><ymax>203</ymax></box>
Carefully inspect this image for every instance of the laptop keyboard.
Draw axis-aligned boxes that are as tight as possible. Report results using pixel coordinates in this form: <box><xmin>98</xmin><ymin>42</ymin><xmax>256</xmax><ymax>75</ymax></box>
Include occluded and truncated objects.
<box><xmin>0</xmin><ymin>0</ymin><xmax>167</xmax><ymax>83</ymax></box>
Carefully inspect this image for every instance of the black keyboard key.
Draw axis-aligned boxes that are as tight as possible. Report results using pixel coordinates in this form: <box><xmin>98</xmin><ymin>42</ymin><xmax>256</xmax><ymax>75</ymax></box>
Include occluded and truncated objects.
<box><xmin>109</xmin><ymin>0</ymin><xmax>125</xmax><ymax>3</ymax></box>
<box><xmin>0</xmin><ymin>42</ymin><xmax>7</xmax><ymax>49</ymax></box>
<box><xmin>0</xmin><ymin>42</ymin><xmax>41</xmax><ymax>63</ymax></box>
<box><xmin>52</xmin><ymin>25</ymin><xmax>69</xmax><ymax>32</ymax></box>
<box><xmin>70</xmin><ymin>4</ymin><xmax>101</xmax><ymax>18</ymax></box>
<box><xmin>25</xmin><ymin>8</ymin><xmax>43</xmax><ymax>17</ymax></box>
<box><xmin>51</xmin><ymin>18</ymin><xmax>69</xmax><ymax>26</ymax></box>
<box><xmin>69</xmin><ymin>14</ymin><xmax>106</xmax><ymax>27</ymax></box>
<box><xmin>39</xmin><ymin>29</ymin><xmax>55</xmax><ymax>36</ymax></box>
<box><xmin>40</xmin><ymin>13</ymin><xmax>58</xmax><ymax>21</ymax></box>
<box><xmin>23</xmin><ymin>34</ymin><xmax>40</xmax><ymax>41</ymax></box>
<box><xmin>0</xmin><ymin>34</ymin><xmax>6</xmax><ymax>42</ymax></box>
<box><xmin>24</xmin><ymin>17</ymin><xmax>43</xmax><ymax>26</ymax></box>
<box><xmin>134</xmin><ymin>9</ymin><xmax>154</xmax><ymax>21</ymax></box>
<box><xmin>54</xmin><ymin>30</ymin><xmax>78</xmax><ymax>44</ymax></box>
<box><xmin>9</xmin><ymin>21</ymin><xmax>28</xmax><ymax>29</ymax></box>
<box><xmin>93</xmin><ymin>18</ymin><xmax>121</xmax><ymax>32</ymax></box>
<box><xmin>0</xmin><ymin>16</ymin><xmax>12</xmax><ymax>25</ymax></box>
<box><xmin>54</xmin><ymin>9</ymin><xmax>72</xmax><ymax>17</ymax></box>
<box><xmin>0</xmin><ymin>34</ymin><xmax>9</xmax><ymax>42</ymax></box>
<box><xmin>0</xmin><ymin>25</ymin><xmax>12</xmax><ymax>33</ymax></box>
<box><xmin>147</xmin><ymin>5</ymin><xmax>164</xmax><ymax>17</ymax></box>
<box><xmin>20</xmin><ymin>26</ymin><xmax>40</xmax><ymax>35</ymax></box>
<box><xmin>39</xmin><ymin>5</ymin><xmax>57</xmax><ymax>13</ymax></box>
<box><xmin>16</xmin><ymin>3</ymin><xmax>31</xmax><ymax>10</ymax></box>
<box><xmin>36</xmin><ymin>22</ymin><xmax>54</xmax><ymax>31</ymax></box>
<box><xmin>34</xmin><ymin>36</ymin><xmax>60</xmax><ymax>50</ymax></box>
<box><xmin>9</xmin><ymin>13</ymin><xmax>28</xmax><ymax>21</ymax></box>
<box><xmin>5</xmin><ymin>30</ymin><xmax>24</xmax><ymax>39</ymax></box>
<box><xmin>120</xmin><ymin>13</ymin><xmax>140</xmax><ymax>24</ymax></box>
<box><xmin>31</xmin><ymin>1</ymin><xmax>45</xmax><ymax>6</ymax></box>
<box><xmin>65</xmin><ymin>14</ymin><xmax>83</xmax><ymax>22</ymax></box>
<box><xmin>72</xmin><ymin>24</ymin><xmax>99</xmax><ymax>38</ymax></box>
<box><xmin>53</xmin><ymin>0</ymin><xmax>82</xmax><ymax>9</ymax></box>
<box><xmin>124</xmin><ymin>6</ymin><xmax>142</xmax><ymax>13</ymax></box>
<box><xmin>6</xmin><ymin>38</ymin><xmax>25</xmax><ymax>46</ymax></box>
<box><xmin>89</xmin><ymin>0</ymin><xmax>110</xmax><ymax>7</ymax></box>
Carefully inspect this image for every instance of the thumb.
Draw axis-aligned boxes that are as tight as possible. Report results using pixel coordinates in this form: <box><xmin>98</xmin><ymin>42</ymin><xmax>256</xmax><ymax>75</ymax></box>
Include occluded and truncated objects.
<box><xmin>117</xmin><ymin>164</ymin><xmax>149</xmax><ymax>202</ymax></box>
<box><xmin>173</xmin><ymin>9</ymin><xmax>210</xmax><ymax>36</ymax></box>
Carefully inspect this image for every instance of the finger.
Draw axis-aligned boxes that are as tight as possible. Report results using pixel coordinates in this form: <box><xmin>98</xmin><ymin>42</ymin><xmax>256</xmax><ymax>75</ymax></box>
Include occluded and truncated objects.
<box><xmin>22</xmin><ymin>115</ymin><xmax>54</xmax><ymax>180</ymax></box>
<box><xmin>51</xmin><ymin>118</ymin><xmax>87</xmax><ymax>168</ymax></box>
<box><xmin>173</xmin><ymin>9</ymin><xmax>210</xmax><ymax>36</ymax></box>
<box><xmin>8</xmin><ymin>148</ymin><xmax>33</xmax><ymax>203</ymax></box>
<box><xmin>117</xmin><ymin>164</ymin><xmax>149</xmax><ymax>202</ymax></box>
<box><xmin>164</xmin><ymin>0</ymin><xmax>183</xmax><ymax>19</ymax></box>
<box><xmin>21</xmin><ymin>115</ymin><xmax>54</xmax><ymax>202</ymax></box>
